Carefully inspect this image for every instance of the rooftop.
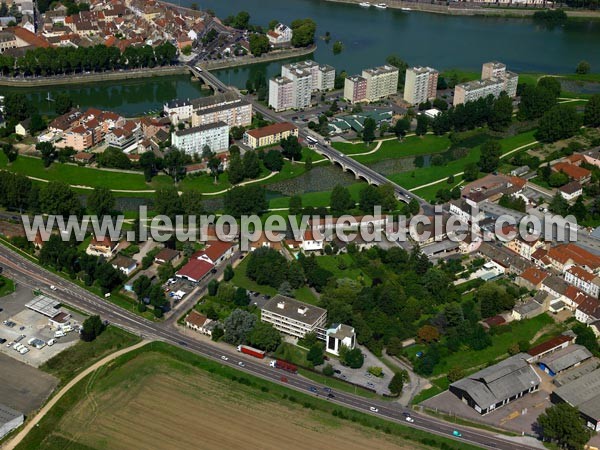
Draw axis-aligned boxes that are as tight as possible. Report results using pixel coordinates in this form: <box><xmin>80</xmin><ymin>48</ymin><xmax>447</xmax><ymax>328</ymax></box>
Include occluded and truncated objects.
<box><xmin>262</xmin><ymin>294</ymin><xmax>326</xmax><ymax>325</ymax></box>
<box><xmin>185</xmin><ymin>310</ymin><xmax>208</xmax><ymax>328</ymax></box>
<box><xmin>540</xmin><ymin>344</ymin><xmax>592</xmax><ymax>374</ymax></box>
<box><xmin>25</xmin><ymin>294</ymin><xmax>62</xmax><ymax>318</ymax></box>
<box><xmin>554</xmin><ymin>368</ymin><xmax>600</xmax><ymax>420</ymax></box>
<box><xmin>527</xmin><ymin>334</ymin><xmax>574</xmax><ymax>357</ymax></box>
<box><xmin>0</xmin><ymin>403</ymin><xmax>23</xmax><ymax>427</ymax></box>
<box><xmin>245</xmin><ymin>122</ymin><xmax>297</xmax><ymax>139</ymax></box>
<box><xmin>174</xmin><ymin>121</ymin><xmax>228</xmax><ymax>137</ymax></box>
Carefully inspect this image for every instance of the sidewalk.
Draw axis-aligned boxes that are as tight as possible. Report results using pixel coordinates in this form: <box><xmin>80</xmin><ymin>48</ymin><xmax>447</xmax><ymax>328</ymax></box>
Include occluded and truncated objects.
<box><xmin>381</xmin><ymin>350</ymin><xmax>431</xmax><ymax>406</ymax></box>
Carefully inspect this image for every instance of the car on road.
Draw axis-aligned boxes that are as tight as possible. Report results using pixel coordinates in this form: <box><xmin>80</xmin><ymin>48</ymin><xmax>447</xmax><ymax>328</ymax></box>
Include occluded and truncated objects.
<box><xmin>221</xmin><ymin>355</ymin><xmax>228</xmax><ymax>361</ymax></box>
<box><xmin>402</xmin><ymin>412</ymin><xmax>411</xmax><ymax>417</ymax></box>
<box><xmin>369</xmin><ymin>407</ymin><xmax>379</xmax><ymax>413</ymax></box>
<box><xmin>405</xmin><ymin>416</ymin><xmax>414</xmax><ymax>423</ymax></box>
<box><xmin>50</xmin><ymin>285</ymin><xmax>57</xmax><ymax>291</ymax></box>
<box><xmin>323</xmin><ymin>387</ymin><xmax>332</xmax><ymax>393</ymax></box>
<box><xmin>280</xmin><ymin>376</ymin><xmax>288</xmax><ymax>383</ymax></box>
<box><xmin>238</xmin><ymin>361</ymin><xmax>245</xmax><ymax>367</ymax></box>
<box><xmin>334</xmin><ymin>369</ymin><xmax>341</xmax><ymax>374</ymax></box>
<box><xmin>452</xmin><ymin>430</ymin><xmax>462</xmax><ymax>437</ymax></box>
<box><xmin>327</xmin><ymin>393</ymin><xmax>335</xmax><ymax>399</ymax></box>
<box><xmin>309</xmin><ymin>386</ymin><xmax>317</xmax><ymax>393</ymax></box>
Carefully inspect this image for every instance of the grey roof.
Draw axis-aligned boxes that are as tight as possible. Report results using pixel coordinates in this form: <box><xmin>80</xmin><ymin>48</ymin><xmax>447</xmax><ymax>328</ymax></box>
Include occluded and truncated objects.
<box><xmin>327</xmin><ymin>323</ymin><xmax>354</xmax><ymax>340</ymax></box>
<box><xmin>513</xmin><ymin>300</ymin><xmax>543</xmax><ymax>316</ymax></box>
<box><xmin>0</xmin><ymin>403</ymin><xmax>23</xmax><ymax>426</ymax></box>
<box><xmin>25</xmin><ymin>294</ymin><xmax>61</xmax><ymax>318</ymax></box>
<box><xmin>173</xmin><ymin>121</ymin><xmax>228</xmax><ymax>137</ymax></box>
<box><xmin>450</xmin><ymin>353</ymin><xmax>539</xmax><ymax>410</ymax></box>
<box><xmin>261</xmin><ymin>295</ymin><xmax>326</xmax><ymax>326</ymax></box>
<box><xmin>165</xmin><ymin>91</ymin><xmax>240</xmax><ymax>110</ymax></box>
<box><xmin>540</xmin><ymin>344</ymin><xmax>592</xmax><ymax>374</ymax></box>
<box><xmin>554</xmin><ymin>368</ymin><xmax>600</xmax><ymax>420</ymax></box>
<box><xmin>553</xmin><ymin>358</ymin><xmax>600</xmax><ymax>387</ymax></box>
<box><xmin>193</xmin><ymin>98</ymin><xmax>250</xmax><ymax>116</ymax></box>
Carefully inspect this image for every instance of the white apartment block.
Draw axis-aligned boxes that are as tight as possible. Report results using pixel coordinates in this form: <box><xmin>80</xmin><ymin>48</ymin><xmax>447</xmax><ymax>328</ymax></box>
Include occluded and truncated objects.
<box><xmin>261</xmin><ymin>295</ymin><xmax>327</xmax><ymax>339</ymax></box>
<box><xmin>362</xmin><ymin>65</ymin><xmax>399</xmax><ymax>102</ymax></box>
<box><xmin>282</xmin><ymin>60</ymin><xmax>335</xmax><ymax>92</ymax></box>
<box><xmin>191</xmin><ymin>99</ymin><xmax>252</xmax><ymax>128</ymax></box>
<box><xmin>164</xmin><ymin>92</ymin><xmax>247</xmax><ymax>125</ymax></box>
<box><xmin>269</xmin><ymin>76</ymin><xmax>295</xmax><ymax>112</ymax></box>
<box><xmin>565</xmin><ymin>266</ymin><xmax>600</xmax><ymax>298</ymax></box>
<box><xmin>404</xmin><ymin>66</ymin><xmax>439</xmax><ymax>105</ymax></box>
<box><xmin>171</xmin><ymin>121</ymin><xmax>229</xmax><ymax>155</ymax></box>
<box><xmin>454</xmin><ymin>61</ymin><xmax>519</xmax><ymax>106</ymax></box>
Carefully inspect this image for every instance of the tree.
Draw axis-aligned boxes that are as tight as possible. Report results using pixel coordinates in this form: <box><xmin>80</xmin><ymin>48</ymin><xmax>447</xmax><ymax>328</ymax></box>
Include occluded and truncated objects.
<box><xmin>388</xmin><ymin>370</ymin><xmax>409</xmax><ymax>395</ymax></box>
<box><xmin>242</xmin><ymin>150</ymin><xmax>261</xmax><ymax>179</ymax></box>
<box><xmin>394</xmin><ymin>118</ymin><xmax>410</xmax><ymax>138</ymax></box>
<box><xmin>249</xmin><ymin>33</ymin><xmax>270</xmax><ymax>56</ymax></box>
<box><xmin>2</xmin><ymin>143</ymin><xmax>18</xmax><ymax>163</ymax></box>
<box><xmin>36</xmin><ymin>141</ymin><xmax>56</xmax><ymax>167</ymax></box>
<box><xmin>280</xmin><ymin>135</ymin><xmax>302</xmax><ymax>161</ymax></box>
<box><xmin>80</xmin><ymin>315</ymin><xmax>105</xmax><ymax>342</ymax></box>
<box><xmin>278</xmin><ymin>280</ymin><xmax>293</xmax><ymax>297</ymax></box>
<box><xmin>463</xmin><ymin>162</ymin><xmax>479</xmax><ymax>182</ymax></box>
<box><xmin>535</xmin><ymin>104</ymin><xmax>581</xmax><ymax>143</ymax></box>
<box><xmin>223</xmin><ymin>309</ymin><xmax>257</xmax><ymax>345</ymax></box>
<box><xmin>417</xmin><ymin>325</ymin><xmax>440</xmax><ymax>343</ymax></box>
<box><xmin>340</xmin><ymin>346</ymin><xmax>364</xmax><ymax>369</ymax></box>
<box><xmin>573</xmin><ymin>323</ymin><xmax>600</xmax><ymax>355</ymax></box>
<box><xmin>87</xmin><ymin>186</ymin><xmax>114</xmax><ymax>217</ymax></box>
<box><xmin>332</xmin><ymin>41</ymin><xmax>343</xmax><ymax>54</ymax></box>
<box><xmin>538</xmin><ymin>403</ymin><xmax>591</xmax><ymax>450</ymax></box>
<box><xmin>323</xmin><ymin>364</ymin><xmax>334</xmax><ymax>376</ymax></box>
<box><xmin>290</xmin><ymin>18</ymin><xmax>316</xmax><ymax>47</ymax></box>
<box><xmin>133</xmin><ymin>275</ymin><xmax>152</xmax><ymax>301</ymax></box>
<box><xmin>359</xmin><ymin>184</ymin><xmax>382</xmax><ymax>213</ymax></box>
<box><xmin>39</xmin><ymin>181</ymin><xmax>81</xmax><ymax>217</ymax></box>
<box><xmin>157</xmin><ymin>263</ymin><xmax>175</xmax><ymax>283</ymax></box>
<box><xmin>584</xmin><ymin>94</ymin><xmax>600</xmax><ymax>127</ymax></box>
<box><xmin>385</xmin><ymin>54</ymin><xmax>408</xmax><ymax>86</ymax></box>
<box><xmin>211</xmin><ymin>326</ymin><xmax>224</xmax><ymax>341</ymax></box>
<box><xmin>289</xmin><ymin>195</ymin><xmax>303</xmax><ymax>215</ymax></box>
<box><xmin>549</xmin><ymin>191</ymin><xmax>569</xmax><ymax>216</ymax></box>
<box><xmin>98</xmin><ymin>147</ymin><xmax>131</xmax><ymax>170</ymax></box>
<box><xmin>246</xmin><ymin>247</ymin><xmax>289</xmax><ymax>288</ymax></box>
<box><xmin>163</xmin><ymin>148</ymin><xmax>190</xmax><ymax>182</ymax></box>
<box><xmin>223</xmin><ymin>264</ymin><xmax>234</xmax><ymax>281</ymax></box>
<box><xmin>263</xmin><ymin>149</ymin><xmax>284</xmax><ymax>171</ymax></box>
<box><xmin>153</xmin><ymin>186</ymin><xmax>181</xmax><ymax>218</ymax></box>
<box><xmin>478</xmin><ymin>140</ymin><xmax>502</xmax><ymax>173</ymax></box>
<box><xmin>548</xmin><ymin>171</ymin><xmax>569</xmax><ymax>187</ymax></box>
<box><xmin>575</xmin><ymin>60</ymin><xmax>591</xmax><ymax>75</ymax></box>
<box><xmin>3</xmin><ymin>92</ymin><xmax>32</xmax><ymax>122</ymax></box>
<box><xmin>54</xmin><ymin>93</ymin><xmax>73</xmax><ymax>115</ymax></box>
<box><xmin>248</xmin><ymin>322</ymin><xmax>281</xmax><ymax>351</ymax></box>
<box><xmin>447</xmin><ymin>367</ymin><xmax>465</xmax><ymax>383</ymax></box>
<box><xmin>207</xmin><ymin>279</ymin><xmax>219</xmax><ymax>297</ymax></box>
<box><xmin>228</xmin><ymin>153</ymin><xmax>245</xmax><ymax>184</ymax></box>
<box><xmin>518</xmin><ymin>84</ymin><xmax>557</xmax><ymax>120</ymax></box>
<box><xmin>537</xmin><ymin>77</ymin><xmax>562</xmax><ymax>98</ymax></box>
<box><xmin>362</xmin><ymin>117</ymin><xmax>376</xmax><ymax>144</ymax></box>
<box><xmin>330</xmin><ymin>184</ymin><xmax>354</xmax><ymax>215</ymax></box>
<box><xmin>307</xmin><ymin>344</ymin><xmax>324</xmax><ymax>366</ymax></box>
<box><xmin>408</xmin><ymin>198</ymin><xmax>419</xmax><ymax>215</ymax></box>
<box><xmin>415</xmin><ymin>115</ymin><xmax>428</xmax><ymax>136</ymax></box>
<box><xmin>224</xmin><ymin>185</ymin><xmax>267</xmax><ymax>216</ymax></box>
<box><xmin>476</xmin><ymin>282</ymin><xmax>515</xmax><ymax>318</ymax></box>
<box><xmin>489</xmin><ymin>92</ymin><xmax>513</xmax><ymax>131</ymax></box>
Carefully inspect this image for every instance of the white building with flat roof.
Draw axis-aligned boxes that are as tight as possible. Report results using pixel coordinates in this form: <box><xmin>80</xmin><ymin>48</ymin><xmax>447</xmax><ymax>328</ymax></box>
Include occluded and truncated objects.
<box><xmin>171</xmin><ymin>121</ymin><xmax>229</xmax><ymax>155</ymax></box>
<box><xmin>362</xmin><ymin>65</ymin><xmax>399</xmax><ymax>102</ymax></box>
<box><xmin>404</xmin><ymin>66</ymin><xmax>439</xmax><ymax>105</ymax></box>
<box><xmin>261</xmin><ymin>294</ymin><xmax>327</xmax><ymax>339</ymax></box>
<box><xmin>454</xmin><ymin>61</ymin><xmax>518</xmax><ymax>106</ymax></box>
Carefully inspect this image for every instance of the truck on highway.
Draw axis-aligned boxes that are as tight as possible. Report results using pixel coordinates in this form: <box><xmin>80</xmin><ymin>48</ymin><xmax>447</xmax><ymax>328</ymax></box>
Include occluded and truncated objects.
<box><xmin>269</xmin><ymin>359</ymin><xmax>298</xmax><ymax>374</ymax></box>
<box><xmin>236</xmin><ymin>345</ymin><xmax>266</xmax><ymax>359</ymax></box>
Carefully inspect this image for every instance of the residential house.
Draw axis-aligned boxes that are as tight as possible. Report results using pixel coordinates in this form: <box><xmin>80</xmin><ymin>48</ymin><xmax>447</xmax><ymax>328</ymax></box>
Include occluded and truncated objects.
<box><xmin>512</xmin><ymin>299</ymin><xmax>544</xmax><ymax>321</ymax></box>
<box><xmin>559</xmin><ymin>181</ymin><xmax>583</xmax><ymax>201</ymax></box>
<box><xmin>565</xmin><ymin>266</ymin><xmax>600</xmax><ymax>298</ymax></box>
<box><xmin>301</xmin><ymin>229</ymin><xmax>325</xmax><ymax>252</ymax></box>
<box><xmin>185</xmin><ymin>310</ymin><xmax>213</xmax><ymax>335</ymax></box>
<box><xmin>243</xmin><ymin>122</ymin><xmax>298</xmax><ymax>149</ymax></box>
<box><xmin>14</xmin><ymin>119</ymin><xmax>30</xmax><ymax>136</ymax></box>
<box><xmin>86</xmin><ymin>236</ymin><xmax>119</xmax><ymax>258</ymax></box>
<box><xmin>111</xmin><ymin>254</ymin><xmax>137</xmax><ymax>276</ymax></box>
<box><xmin>576</xmin><ymin>296</ymin><xmax>600</xmax><ymax>325</ymax></box>
<box><xmin>516</xmin><ymin>267</ymin><xmax>549</xmax><ymax>291</ymax></box>
<box><xmin>73</xmin><ymin>152</ymin><xmax>95</xmax><ymax>164</ymax></box>
<box><xmin>505</xmin><ymin>235</ymin><xmax>544</xmax><ymax>260</ymax></box>
<box><xmin>552</xmin><ymin>162</ymin><xmax>592</xmax><ymax>183</ymax></box>
<box><xmin>194</xmin><ymin>241</ymin><xmax>236</xmax><ymax>266</ymax></box>
<box><xmin>267</xmin><ymin>23</ymin><xmax>292</xmax><ymax>46</ymax></box>
<box><xmin>547</xmin><ymin>244</ymin><xmax>600</xmax><ymax>274</ymax></box>
<box><xmin>154</xmin><ymin>248</ymin><xmax>181</xmax><ymax>265</ymax></box>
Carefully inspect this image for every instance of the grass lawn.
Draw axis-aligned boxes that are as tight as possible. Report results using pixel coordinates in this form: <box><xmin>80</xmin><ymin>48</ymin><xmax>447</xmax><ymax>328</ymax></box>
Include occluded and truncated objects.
<box><xmin>273</xmin><ymin>341</ymin><xmax>310</xmax><ymax>367</ymax></box>
<box><xmin>439</xmin><ymin>69</ymin><xmax>479</xmax><ymax>84</ymax></box>
<box><xmin>412</xmin><ymin>175</ymin><xmax>465</xmax><ymax>201</ymax></box>
<box><xmin>39</xmin><ymin>326</ymin><xmax>141</xmax><ymax>386</ymax></box>
<box><xmin>352</xmin><ymin>135</ymin><xmax>452</xmax><ymax>165</ymax></box>
<box><xmin>0</xmin><ymin>153</ymin><xmax>171</xmax><ymax>191</ymax></box>
<box><xmin>0</xmin><ymin>275</ymin><xmax>15</xmax><ymax>297</ymax></box>
<box><xmin>18</xmin><ymin>343</ymin><xmax>476</xmax><ymax>450</ymax></box>
<box><xmin>268</xmin><ymin>182</ymin><xmax>363</xmax><ymax>210</ymax></box>
<box><xmin>317</xmin><ymin>253</ymin><xmax>371</xmax><ymax>285</ymax></box>
<box><xmin>332</xmin><ymin>141</ymin><xmax>376</xmax><ymax>155</ymax></box>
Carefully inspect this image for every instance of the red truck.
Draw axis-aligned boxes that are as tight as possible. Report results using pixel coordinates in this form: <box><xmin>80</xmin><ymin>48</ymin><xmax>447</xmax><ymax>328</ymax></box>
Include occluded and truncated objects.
<box><xmin>270</xmin><ymin>359</ymin><xmax>298</xmax><ymax>374</ymax></box>
<box><xmin>237</xmin><ymin>345</ymin><xmax>266</xmax><ymax>359</ymax></box>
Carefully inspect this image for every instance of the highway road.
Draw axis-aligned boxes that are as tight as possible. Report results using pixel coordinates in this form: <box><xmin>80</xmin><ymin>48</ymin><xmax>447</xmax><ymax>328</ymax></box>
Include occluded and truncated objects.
<box><xmin>0</xmin><ymin>244</ymin><xmax>541</xmax><ymax>450</ymax></box>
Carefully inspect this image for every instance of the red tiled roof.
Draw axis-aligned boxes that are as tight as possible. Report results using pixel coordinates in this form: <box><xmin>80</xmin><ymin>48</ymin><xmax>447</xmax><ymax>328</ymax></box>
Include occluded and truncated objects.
<box><xmin>203</xmin><ymin>241</ymin><xmax>233</xmax><ymax>262</ymax></box>
<box><xmin>578</xmin><ymin>296</ymin><xmax>600</xmax><ymax>319</ymax></box>
<box><xmin>527</xmin><ymin>335</ymin><xmax>574</xmax><ymax>357</ymax></box>
<box><xmin>519</xmin><ymin>267</ymin><xmax>549</xmax><ymax>286</ymax></box>
<box><xmin>74</xmin><ymin>152</ymin><xmax>94</xmax><ymax>160</ymax></box>
<box><xmin>177</xmin><ymin>258</ymin><xmax>213</xmax><ymax>282</ymax></box>
<box><xmin>9</xmin><ymin>26</ymin><xmax>51</xmax><ymax>48</ymax></box>
<box><xmin>154</xmin><ymin>248</ymin><xmax>179</xmax><ymax>262</ymax></box>
<box><xmin>245</xmin><ymin>122</ymin><xmax>297</xmax><ymax>139</ymax></box>
<box><xmin>483</xmin><ymin>315</ymin><xmax>506</xmax><ymax>326</ymax></box>
<box><xmin>548</xmin><ymin>244</ymin><xmax>600</xmax><ymax>270</ymax></box>
<box><xmin>185</xmin><ymin>310</ymin><xmax>208</xmax><ymax>327</ymax></box>
<box><xmin>553</xmin><ymin>162</ymin><xmax>591</xmax><ymax>181</ymax></box>
<box><xmin>567</xmin><ymin>266</ymin><xmax>597</xmax><ymax>283</ymax></box>
<box><xmin>565</xmin><ymin>285</ymin><xmax>588</xmax><ymax>305</ymax></box>
<box><xmin>559</xmin><ymin>181</ymin><xmax>582</xmax><ymax>195</ymax></box>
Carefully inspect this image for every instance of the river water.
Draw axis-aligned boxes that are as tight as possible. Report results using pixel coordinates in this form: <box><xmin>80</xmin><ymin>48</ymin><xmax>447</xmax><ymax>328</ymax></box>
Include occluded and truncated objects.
<box><xmin>8</xmin><ymin>0</ymin><xmax>600</xmax><ymax>115</ymax></box>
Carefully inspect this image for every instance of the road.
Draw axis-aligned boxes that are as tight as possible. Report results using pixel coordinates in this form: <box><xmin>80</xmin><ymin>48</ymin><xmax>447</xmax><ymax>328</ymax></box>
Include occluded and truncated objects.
<box><xmin>0</xmin><ymin>244</ymin><xmax>542</xmax><ymax>450</ymax></box>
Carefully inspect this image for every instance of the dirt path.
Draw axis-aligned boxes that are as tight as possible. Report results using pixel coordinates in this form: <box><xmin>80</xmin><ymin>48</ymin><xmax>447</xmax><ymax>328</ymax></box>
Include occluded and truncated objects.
<box><xmin>3</xmin><ymin>340</ymin><xmax>150</xmax><ymax>450</ymax></box>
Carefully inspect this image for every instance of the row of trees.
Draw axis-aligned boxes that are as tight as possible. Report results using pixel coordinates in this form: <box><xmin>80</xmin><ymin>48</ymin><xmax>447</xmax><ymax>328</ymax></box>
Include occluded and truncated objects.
<box><xmin>0</xmin><ymin>43</ymin><xmax>177</xmax><ymax>77</ymax></box>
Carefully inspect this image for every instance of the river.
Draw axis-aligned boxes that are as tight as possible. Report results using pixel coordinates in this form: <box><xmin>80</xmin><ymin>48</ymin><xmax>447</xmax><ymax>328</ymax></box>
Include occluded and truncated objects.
<box><xmin>10</xmin><ymin>0</ymin><xmax>600</xmax><ymax>115</ymax></box>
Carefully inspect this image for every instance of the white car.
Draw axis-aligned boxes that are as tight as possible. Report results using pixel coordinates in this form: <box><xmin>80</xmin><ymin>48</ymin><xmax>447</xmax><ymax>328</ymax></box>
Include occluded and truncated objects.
<box><xmin>50</xmin><ymin>285</ymin><xmax>57</xmax><ymax>291</ymax></box>
<box><xmin>238</xmin><ymin>361</ymin><xmax>245</xmax><ymax>367</ymax></box>
<box><xmin>405</xmin><ymin>416</ymin><xmax>414</xmax><ymax>423</ymax></box>
<box><xmin>369</xmin><ymin>407</ymin><xmax>379</xmax><ymax>413</ymax></box>
<box><xmin>221</xmin><ymin>355</ymin><xmax>228</xmax><ymax>361</ymax></box>
<box><xmin>47</xmin><ymin>339</ymin><xmax>55</xmax><ymax>346</ymax></box>
<box><xmin>19</xmin><ymin>347</ymin><xmax>29</xmax><ymax>354</ymax></box>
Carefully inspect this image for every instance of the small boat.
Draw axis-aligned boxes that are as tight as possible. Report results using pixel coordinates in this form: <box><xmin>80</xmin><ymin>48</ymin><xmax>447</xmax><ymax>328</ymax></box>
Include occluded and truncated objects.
<box><xmin>401</xmin><ymin>7</ymin><xmax>412</xmax><ymax>11</ymax></box>
<box><xmin>359</xmin><ymin>2</ymin><xmax>371</xmax><ymax>7</ymax></box>
<box><xmin>375</xmin><ymin>3</ymin><xmax>388</xmax><ymax>8</ymax></box>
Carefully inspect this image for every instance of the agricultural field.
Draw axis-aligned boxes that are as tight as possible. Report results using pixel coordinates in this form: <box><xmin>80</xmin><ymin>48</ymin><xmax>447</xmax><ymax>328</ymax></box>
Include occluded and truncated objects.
<box><xmin>18</xmin><ymin>348</ymin><xmax>445</xmax><ymax>450</ymax></box>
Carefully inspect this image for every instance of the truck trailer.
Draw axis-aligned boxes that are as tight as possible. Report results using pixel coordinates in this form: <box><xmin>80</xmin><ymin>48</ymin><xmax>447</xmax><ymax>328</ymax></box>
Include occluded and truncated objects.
<box><xmin>237</xmin><ymin>345</ymin><xmax>266</xmax><ymax>359</ymax></box>
<box><xmin>270</xmin><ymin>359</ymin><xmax>298</xmax><ymax>374</ymax></box>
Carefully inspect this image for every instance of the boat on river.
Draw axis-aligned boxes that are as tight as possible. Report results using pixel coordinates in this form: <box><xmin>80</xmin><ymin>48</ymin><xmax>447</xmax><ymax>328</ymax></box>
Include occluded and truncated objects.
<box><xmin>359</xmin><ymin>2</ymin><xmax>371</xmax><ymax>7</ymax></box>
<box><xmin>375</xmin><ymin>3</ymin><xmax>388</xmax><ymax>8</ymax></box>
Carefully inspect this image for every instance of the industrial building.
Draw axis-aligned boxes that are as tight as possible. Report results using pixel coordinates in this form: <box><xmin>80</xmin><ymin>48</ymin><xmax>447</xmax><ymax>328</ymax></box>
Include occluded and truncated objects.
<box><xmin>0</xmin><ymin>404</ymin><xmax>24</xmax><ymax>439</ymax></box>
<box><xmin>553</xmin><ymin>368</ymin><xmax>600</xmax><ymax>431</ymax></box>
<box><xmin>449</xmin><ymin>353</ymin><xmax>541</xmax><ymax>415</ymax></box>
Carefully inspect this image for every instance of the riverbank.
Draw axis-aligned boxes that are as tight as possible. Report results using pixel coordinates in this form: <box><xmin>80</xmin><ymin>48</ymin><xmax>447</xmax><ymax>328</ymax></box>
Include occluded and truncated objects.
<box><xmin>325</xmin><ymin>0</ymin><xmax>600</xmax><ymax>18</ymax></box>
<box><xmin>0</xmin><ymin>65</ymin><xmax>188</xmax><ymax>87</ymax></box>
<box><xmin>200</xmin><ymin>44</ymin><xmax>316</xmax><ymax>71</ymax></box>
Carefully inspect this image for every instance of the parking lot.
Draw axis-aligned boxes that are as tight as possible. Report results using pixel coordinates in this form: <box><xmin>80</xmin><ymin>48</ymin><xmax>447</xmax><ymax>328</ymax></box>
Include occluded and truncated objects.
<box><xmin>0</xmin><ymin>352</ymin><xmax>58</xmax><ymax>414</ymax></box>
<box><xmin>328</xmin><ymin>345</ymin><xmax>393</xmax><ymax>395</ymax></box>
<box><xmin>0</xmin><ymin>285</ymin><xmax>84</xmax><ymax>367</ymax></box>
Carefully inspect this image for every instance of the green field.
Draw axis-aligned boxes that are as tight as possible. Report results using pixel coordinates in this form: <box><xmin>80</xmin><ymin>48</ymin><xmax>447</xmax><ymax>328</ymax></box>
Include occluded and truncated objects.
<box><xmin>0</xmin><ymin>275</ymin><xmax>15</xmax><ymax>297</ymax></box>
<box><xmin>17</xmin><ymin>343</ymin><xmax>477</xmax><ymax>450</ymax></box>
<box><xmin>332</xmin><ymin>141</ymin><xmax>376</xmax><ymax>155</ymax></box>
<box><xmin>316</xmin><ymin>253</ymin><xmax>371</xmax><ymax>285</ymax></box>
<box><xmin>352</xmin><ymin>135</ymin><xmax>452</xmax><ymax>165</ymax></box>
<box><xmin>39</xmin><ymin>326</ymin><xmax>141</xmax><ymax>386</ymax></box>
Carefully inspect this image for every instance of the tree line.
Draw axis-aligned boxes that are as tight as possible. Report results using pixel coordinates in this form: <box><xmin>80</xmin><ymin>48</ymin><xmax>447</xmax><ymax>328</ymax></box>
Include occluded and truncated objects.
<box><xmin>0</xmin><ymin>42</ymin><xmax>177</xmax><ymax>77</ymax></box>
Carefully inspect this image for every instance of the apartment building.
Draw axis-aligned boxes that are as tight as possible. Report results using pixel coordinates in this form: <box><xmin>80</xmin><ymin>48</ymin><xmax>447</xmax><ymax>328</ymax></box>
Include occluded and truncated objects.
<box><xmin>243</xmin><ymin>122</ymin><xmax>298</xmax><ymax>149</ymax></box>
<box><xmin>403</xmin><ymin>66</ymin><xmax>439</xmax><ymax>105</ymax></box>
<box><xmin>191</xmin><ymin>98</ymin><xmax>252</xmax><ymax>128</ymax></box>
<box><xmin>317</xmin><ymin>64</ymin><xmax>336</xmax><ymax>91</ymax></box>
<box><xmin>171</xmin><ymin>121</ymin><xmax>229</xmax><ymax>155</ymax></box>
<box><xmin>0</xmin><ymin>32</ymin><xmax>17</xmax><ymax>53</ymax></box>
<box><xmin>454</xmin><ymin>61</ymin><xmax>519</xmax><ymax>106</ymax></box>
<box><xmin>281</xmin><ymin>60</ymin><xmax>335</xmax><ymax>92</ymax></box>
<box><xmin>565</xmin><ymin>266</ymin><xmax>600</xmax><ymax>298</ymax></box>
<box><xmin>362</xmin><ymin>65</ymin><xmax>399</xmax><ymax>102</ymax></box>
<box><xmin>343</xmin><ymin>75</ymin><xmax>368</xmax><ymax>104</ymax></box>
<box><xmin>267</xmin><ymin>23</ymin><xmax>292</xmax><ymax>46</ymax></box>
<box><xmin>268</xmin><ymin>76</ymin><xmax>295</xmax><ymax>112</ymax></box>
<box><xmin>165</xmin><ymin>92</ymin><xmax>248</xmax><ymax>125</ymax></box>
<box><xmin>261</xmin><ymin>295</ymin><xmax>327</xmax><ymax>339</ymax></box>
